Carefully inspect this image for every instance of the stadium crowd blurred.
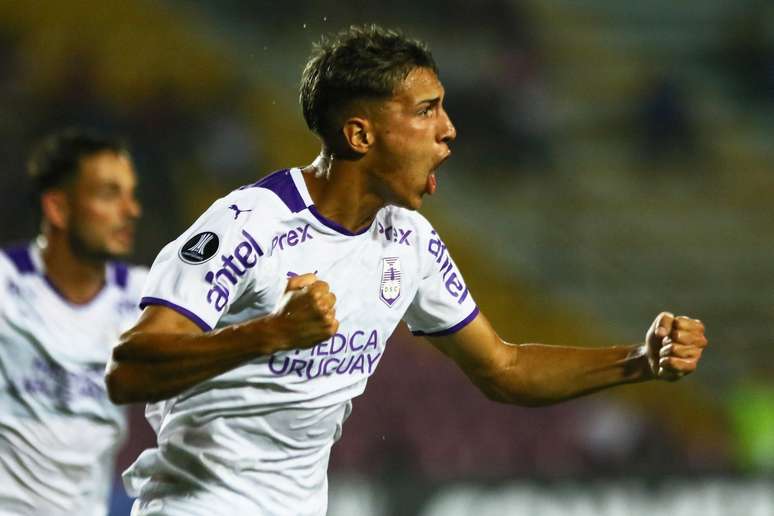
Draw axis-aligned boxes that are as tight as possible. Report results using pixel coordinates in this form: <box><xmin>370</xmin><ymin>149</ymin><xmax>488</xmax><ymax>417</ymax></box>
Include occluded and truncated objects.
<box><xmin>1</xmin><ymin>0</ymin><xmax>773</xmax><ymax>513</ymax></box>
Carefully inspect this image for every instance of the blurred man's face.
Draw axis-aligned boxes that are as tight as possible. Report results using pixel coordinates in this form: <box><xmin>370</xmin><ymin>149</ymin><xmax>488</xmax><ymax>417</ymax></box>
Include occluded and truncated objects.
<box><xmin>66</xmin><ymin>151</ymin><xmax>141</xmax><ymax>260</ymax></box>
<box><xmin>365</xmin><ymin>66</ymin><xmax>456</xmax><ymax>210</ymax></box>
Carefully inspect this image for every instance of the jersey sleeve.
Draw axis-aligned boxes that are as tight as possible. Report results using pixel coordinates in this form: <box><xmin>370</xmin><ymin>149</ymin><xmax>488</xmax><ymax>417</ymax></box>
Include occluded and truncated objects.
<box><xmin>140</xmin><ymin>194</ymin><xmax>285</xmax><ymax>331</ymax></box>
<box><xmin>403</xmin><ymin>221</ymin><xmax>479</xmax><ymax>336</ymax></box>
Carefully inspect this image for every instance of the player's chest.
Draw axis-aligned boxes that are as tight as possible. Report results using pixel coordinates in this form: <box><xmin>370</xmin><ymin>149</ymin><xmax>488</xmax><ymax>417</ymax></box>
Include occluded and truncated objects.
<box><xmin>272</xmin><ymin>230</ymin><xmax>419</xmax><ymax>325</ymax></box>
<box><xmin>0</xmin><ymin>278</ymin><xmax>136</xmax><ymax>362</ymax></box>
<box><xmin>0</xmin><ymin>287</ymin><xmax>128</xmax><ymax>413</ymax></box>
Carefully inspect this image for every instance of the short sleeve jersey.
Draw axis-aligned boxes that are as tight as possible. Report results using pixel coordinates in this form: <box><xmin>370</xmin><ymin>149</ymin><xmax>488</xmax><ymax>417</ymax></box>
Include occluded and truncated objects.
<box><xmin>0</xmin><ymin>242</ymin><xmax>147</xmax><ymax>516</ymax></box>
<box><xmin>124</xmin><ymin>168</ymin><xmax>478</xmax><ymax>515</ymax></box>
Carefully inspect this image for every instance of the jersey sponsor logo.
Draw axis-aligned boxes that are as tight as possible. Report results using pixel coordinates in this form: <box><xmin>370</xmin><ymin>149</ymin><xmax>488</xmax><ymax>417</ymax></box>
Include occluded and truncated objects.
<box><xmin>379</xmin><ymin>257</ymin><xmax>401</xmax><ymax>307</ymax></box>
<box><xmin>268</xmin><ymin>328</ymin><xmax>383</xmax><ymax>379</ymax></box>
<box><xmin>427</xmin><ymin>231</ymin><xmax>469</xmax><ymax>304</ymax></box>
<box><xmin>228</xmin><ymin>204</ymin><xmax>252</xmax><ymax>219</ymax></box>
<box><xmin>179</xmin><ymin>231</ymin><xmax>220</xmax><ymax>264</ymax></box>
<box><xmin>204</xmin><ymin>229</ymin><xmax>264</xmax><ymax>311</ymax></box>
<box><xmin>116</xmin><ymin>299</ymin><xmax>138</xmax><ymax>314</ymax></box>
<box><xmin>270</xmin><ymin>224</ymin><xmax>314</xmax><ymax>254</ymax></box>
<box><xmin>21</xmin><ymin>358</ymin><xmax>106</xmax><ymax>404</ymax></box>
<box><xmin>377</xmin><ymin>222</ymin><xmax>412</xmax><ymax>246</ymax></box>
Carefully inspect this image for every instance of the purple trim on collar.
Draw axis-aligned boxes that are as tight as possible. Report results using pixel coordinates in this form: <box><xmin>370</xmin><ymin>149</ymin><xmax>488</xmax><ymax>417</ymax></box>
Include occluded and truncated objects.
<box><xmin>308</xmin><ymin>206</ymin><xmax>373</xmax><ymax>236</ymax></box>
<box><xmin>2</xmin><ymin>245</ymin><xmax>35</xmax><ymax>274</ymax></box>
<box><xmin>244</xmin><ymin>169</ymin><xmax>307</xmax><ymax>213</ymax></box>
<box><xmin>243</xmin><ymin>168</ymin><xmax>373</xmax><ymax>236</ymax></box>
<box><xmin>112</xmin><ymin>262</ymin><xmax>129</xmax><ymax>289</ymax></box>
<box><xmin>411</xmin><ymin>306</ymin><xmax>480</xmax><ymax>337</ymax></box>
<box><xmin>140</xmin><ymin>297</ymin><xmax>213</xmax><ymax>332</ymax></box>
<box><xmin>3</xmin><ymin>243</ymin><xmax>112</xmax><ymax>306</ymax></box>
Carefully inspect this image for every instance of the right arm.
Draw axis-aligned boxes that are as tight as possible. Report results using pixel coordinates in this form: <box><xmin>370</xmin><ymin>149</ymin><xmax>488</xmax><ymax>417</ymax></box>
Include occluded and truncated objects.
<box><xmin>105</xmin><ymin>274</ymin><xmax>338</xmax><ymax>404</ymax></box>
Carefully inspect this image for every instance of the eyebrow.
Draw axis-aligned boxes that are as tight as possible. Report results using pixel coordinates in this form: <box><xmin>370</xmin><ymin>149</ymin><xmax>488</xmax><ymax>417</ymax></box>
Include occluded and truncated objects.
<box><xmin>94</xmin><ymin>180</ymin><xmax>132</xmax><ymax>191</ymax></box>
<box><xmin>92</xmin><ymin>182</ymin><xmax>120</xmax><ymax>192</ymax></box>
<box><xmin>416</xmin><ymin>96</ymin><xmax>441</xmax><ymax>107</ymax></box>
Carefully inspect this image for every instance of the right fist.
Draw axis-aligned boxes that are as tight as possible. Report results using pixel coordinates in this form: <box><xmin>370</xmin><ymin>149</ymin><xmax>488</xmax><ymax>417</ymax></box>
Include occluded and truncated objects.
<box><xmin>269</xmin><ymin>273</ymin><xmax>338</xmax><ymax>353</ymax></box>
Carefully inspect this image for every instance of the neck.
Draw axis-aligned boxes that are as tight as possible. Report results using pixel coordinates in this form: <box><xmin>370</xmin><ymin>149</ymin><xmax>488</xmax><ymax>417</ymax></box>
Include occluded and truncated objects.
<box><xmin>39</xmin><ymin>232</ymin><xmax>107</xmax><ymax>304</ymax></box>
<box><xmin>301</xmin><ymin>158</ymin><xmax>385</xmax><ymax>233</ymax></box>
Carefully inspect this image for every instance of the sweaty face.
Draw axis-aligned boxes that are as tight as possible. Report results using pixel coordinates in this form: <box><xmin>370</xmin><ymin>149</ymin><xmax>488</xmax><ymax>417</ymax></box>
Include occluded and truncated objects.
<box><xmin>66</xmin><ymin>152</ymin><xmax>141</xmax><ymax>260</ymax></box>
<box><xmin>366</xmin><ymin>67</ymin><xmax>456</xmax><ymax>210</ymax></box>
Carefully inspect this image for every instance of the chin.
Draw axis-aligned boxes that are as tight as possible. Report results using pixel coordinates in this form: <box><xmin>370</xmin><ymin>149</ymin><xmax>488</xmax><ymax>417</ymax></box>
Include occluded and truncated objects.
<box><xmin>384</xmin><ymin>188</ymin><xmax>424</xmax><ymax>211</ymax></box>
<box><xmin>100</xmin><ymin>241</ymin><xmax>133</xmax><ymax>259</ymax></box>
<box><xmin>394</xmin><ymin>196</ymin><xmax>422</xmax><ymax>211</ymax></box>
<box><xmin>111</xmin><ymin>246</ymin><xmax>133</xmax><ymax>258</ymax></box>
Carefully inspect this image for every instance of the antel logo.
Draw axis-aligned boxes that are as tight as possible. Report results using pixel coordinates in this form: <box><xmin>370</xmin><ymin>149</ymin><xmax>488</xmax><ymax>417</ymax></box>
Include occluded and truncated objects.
<box><xmin>179</xmin><ymin>231</ymin><xmax>220</xmax><ymax>264</ymax></box>
<box><xmin>205</xmin><ymin>229</ymin><xmax>265</xmax><ymax>311</ymax></box>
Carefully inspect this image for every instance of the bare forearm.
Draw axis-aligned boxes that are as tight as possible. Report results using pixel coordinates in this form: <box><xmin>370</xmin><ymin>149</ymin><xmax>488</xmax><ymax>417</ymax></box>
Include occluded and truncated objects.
<box><xmin>106</xmin><ymin>277</ymin><xmax>339</xmax><ymax>405</ymax></box>
<box><xmin>106</xmin><ymin>319</ymin><xmax>278</xmax><ymax>404</ymax></box>
<box><xmin>486</xmin><ymin>342</ymin><xmax>653</xmax><ymax>406</ymax></box>
<box><xmin>435</xmin><ymin>311</ymin><xmax>705</xmax><ymax>407</ymax></box>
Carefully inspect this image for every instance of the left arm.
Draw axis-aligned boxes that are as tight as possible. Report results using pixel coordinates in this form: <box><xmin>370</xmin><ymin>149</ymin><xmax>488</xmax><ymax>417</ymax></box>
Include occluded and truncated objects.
<box><xmin>427</xmin><ymin>311</ymin><xmax>707</xmax><ymax>406</ymax></box>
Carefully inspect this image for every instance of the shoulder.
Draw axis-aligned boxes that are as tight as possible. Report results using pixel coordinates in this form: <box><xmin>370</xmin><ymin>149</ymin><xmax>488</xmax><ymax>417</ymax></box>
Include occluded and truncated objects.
<box><xmin>188</xmin><ymin>169</ymin><xmax>302</xmax><ymax>237</ymax></box>
<box><xmin>0</xmin><ymin>242</ymin><xmax>35</xmax><ymax>280</ymax></box>
<box><xmin>0</xmin><ymin>243</ymin><xmax>37</xmax><ymax>313</ymax></box>
<box><xmin>382</xmin><ymin>206</ymin><xmax>434</xmax><ymax>230</ymax></box>
<box><xmin>380</xmin><ymin>206</ymin><xmax>438</xmax><ymax>246</ymax></box>
<box><xmin>230</xmin><ymin>168</ymin><xmax>307</xmax><ymax>217</ymax></box>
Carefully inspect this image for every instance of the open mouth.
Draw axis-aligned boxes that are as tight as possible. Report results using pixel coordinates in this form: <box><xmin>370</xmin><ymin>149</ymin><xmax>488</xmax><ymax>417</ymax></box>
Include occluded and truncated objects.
<box><xmin>114</xmin><ymin>225</ymin><xmax>136</xmax><ymax>244</ymax></box>
<box><xmin>425</xmin><ymin>172</ymin><xmax>437</xmax><ymax>195</ymax></box>
<box><xmin>425</xmin><ymin>153</ymin><xmax>451</xmax><ymax>196</ymax></box>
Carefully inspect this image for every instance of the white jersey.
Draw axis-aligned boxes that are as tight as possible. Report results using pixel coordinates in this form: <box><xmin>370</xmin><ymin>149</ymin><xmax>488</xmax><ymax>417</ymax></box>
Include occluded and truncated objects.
<box><xmin>0</xmin><ymin>241</ymin><xmax>147</xmax><ymax>516</ymax></box>
<box><xmin>125</xmin><ymin>168</ymin><xmax>478</xmax><ymax>515</ymax></box>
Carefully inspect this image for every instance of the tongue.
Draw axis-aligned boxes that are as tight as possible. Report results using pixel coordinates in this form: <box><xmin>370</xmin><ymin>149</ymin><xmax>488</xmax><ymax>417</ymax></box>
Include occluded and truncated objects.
<box><xmin>426</xmin><ymin>173</ymin><xmax>437</xmax><ymax>195</ymax></box>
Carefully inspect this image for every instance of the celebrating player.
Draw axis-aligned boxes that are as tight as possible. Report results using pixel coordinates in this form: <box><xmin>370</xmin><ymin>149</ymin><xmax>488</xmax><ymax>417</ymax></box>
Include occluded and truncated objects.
<box><xmin>0</xmin><ymin>128</ymin><xmax>146</xmax><ymax>515</ymax></box>
<box><xmin>107</xmin><ymin>25</ymin><xmax>708</xmax><ymax>515</ymax></box>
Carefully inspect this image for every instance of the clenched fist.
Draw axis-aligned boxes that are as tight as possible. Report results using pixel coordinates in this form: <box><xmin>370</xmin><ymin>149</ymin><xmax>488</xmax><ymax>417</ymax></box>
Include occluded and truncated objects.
<box><xmin>265</xmin><ymin>273</ymin><xmax>339</xmax><ymax>354</ymax></box>
<box><xmin>644</xmin><ymin>312</ymin><xmax>707</xmax><ymax>380</ymax></box>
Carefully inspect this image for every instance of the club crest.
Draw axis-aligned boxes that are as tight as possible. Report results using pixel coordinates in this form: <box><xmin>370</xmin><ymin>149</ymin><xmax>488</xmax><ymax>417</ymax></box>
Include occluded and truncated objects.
<box><xmin>379</xmin><ymin>257</ymin><xmax>401</xmax><ymax>307</ymax></box>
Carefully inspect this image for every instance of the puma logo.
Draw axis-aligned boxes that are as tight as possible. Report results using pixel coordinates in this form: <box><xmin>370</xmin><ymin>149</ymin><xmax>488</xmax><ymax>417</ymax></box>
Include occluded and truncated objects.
<box><xmin>229</xmin><ymin>204</ymin><xmax>252</xmax><ymax>219</ymax></box>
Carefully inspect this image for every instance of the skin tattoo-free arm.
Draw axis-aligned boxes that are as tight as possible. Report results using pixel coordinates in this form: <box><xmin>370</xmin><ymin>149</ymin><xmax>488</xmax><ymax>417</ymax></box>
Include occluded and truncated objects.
<box><xmin>428</xmin><ymin>311</ymin><xmax>707</xmax><ymax>407</ymax></box>
<box><xmin>105</xmin><ymin>274</ymin><xmax>338</xmax><ymax>404</ymax></box>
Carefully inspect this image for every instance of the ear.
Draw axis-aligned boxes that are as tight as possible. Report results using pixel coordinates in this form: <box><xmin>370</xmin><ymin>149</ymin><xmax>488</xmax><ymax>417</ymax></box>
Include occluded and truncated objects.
<box><xmin>41</xmin><ymin>190</ymin><xmax>70</xmax><ymax>231</ymax></box>
<box><xmin>341</xmin><ymin>117</ymin><xmax>372</xmax><ymax>155</ymax></box>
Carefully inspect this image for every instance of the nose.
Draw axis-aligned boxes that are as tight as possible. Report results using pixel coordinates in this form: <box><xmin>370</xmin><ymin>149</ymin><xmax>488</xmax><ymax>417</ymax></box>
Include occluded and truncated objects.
<box><xmin>124</xmin><ymin>195</ymin><xmax>142</xmax><ymax>219</ymax></box>
<box><xmin>439</xmin><ymin>108</ymin><xmax>456</xmax><ymax>144</ymax></box>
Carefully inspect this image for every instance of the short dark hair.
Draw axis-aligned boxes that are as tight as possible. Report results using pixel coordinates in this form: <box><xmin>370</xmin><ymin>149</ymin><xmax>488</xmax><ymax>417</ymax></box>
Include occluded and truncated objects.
<box><xmin>27</xmin><ymin>127</ymin><xmax>129</xmax><ymax>194</ymax></box>
<box><xmin>300</xmin><ymin>24</ymin><xmax>438</xmax><ymax>146</ymax></box>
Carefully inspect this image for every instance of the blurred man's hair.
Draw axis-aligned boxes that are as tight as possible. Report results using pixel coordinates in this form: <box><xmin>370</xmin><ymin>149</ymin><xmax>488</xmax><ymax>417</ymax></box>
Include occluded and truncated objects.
<box><xmin>300</xmin><ymin>24</ymin><xmax>437</xmax><ymax>148</ymax></box>
<box><xmin>27</xmin><ymin>127</ymin><xmax>129</xmax><ymax>194</ymax></box>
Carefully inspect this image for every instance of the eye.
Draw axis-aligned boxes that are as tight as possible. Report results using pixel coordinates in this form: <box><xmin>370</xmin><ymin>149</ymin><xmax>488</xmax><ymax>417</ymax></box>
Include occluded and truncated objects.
<box><xmin>98</xmin><ymin>191</ymin><xmax>118</xmax><ymax>200</ymax></box>
<box><xmin>419</xmin><ymin>105</ymin><xmax>434</xmax><ymax>117</ymax></box>
<box><xmin>95</xmin><ymin>184</ymin><xmax>122</xmax><ymax>200</ymax></box>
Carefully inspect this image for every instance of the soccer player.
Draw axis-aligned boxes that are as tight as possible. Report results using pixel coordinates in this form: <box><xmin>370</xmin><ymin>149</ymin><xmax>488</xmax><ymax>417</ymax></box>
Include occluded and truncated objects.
<box><xmin>0</xmin><ymin>128</ymin><xmax>146</xmax><ymax>515</ymax></box>
<box><xmin>107</xmin><ymin>25</ymin><xmax>708</xmax><ymax>515</ymax></box>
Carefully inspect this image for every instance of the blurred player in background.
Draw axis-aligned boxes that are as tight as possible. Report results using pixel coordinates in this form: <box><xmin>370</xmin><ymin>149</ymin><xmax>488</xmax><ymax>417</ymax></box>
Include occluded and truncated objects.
<box><xmin>106</xmin><ymin>25</ymin><xmax>707</xmax><ymax>515</ymax></box>
<box><xmin>0</xmin><ymin>128</ymin><xmax>146</xmax><ymax>515</ymax></box>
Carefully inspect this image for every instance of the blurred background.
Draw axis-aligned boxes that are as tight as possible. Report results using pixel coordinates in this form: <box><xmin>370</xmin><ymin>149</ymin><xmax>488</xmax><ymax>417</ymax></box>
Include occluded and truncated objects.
<box><xmin>1</xmin><ymin>0</ymin><xmax>773</xmax><ymax>514</ymax></box>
